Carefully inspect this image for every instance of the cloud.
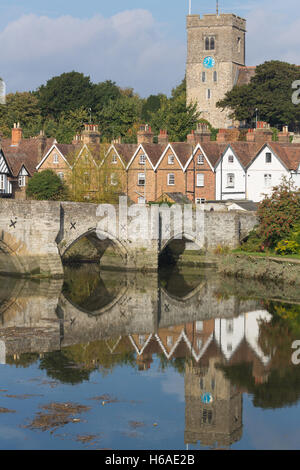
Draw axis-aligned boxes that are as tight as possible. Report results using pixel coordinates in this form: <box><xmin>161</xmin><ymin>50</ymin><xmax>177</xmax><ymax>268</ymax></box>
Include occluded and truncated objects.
<box><xmin>0</xmin><ymin>10</ymin><xmax>186</xmax><ymax>96</ymax></box>
<box><xmin>246</xmin><ymin>0</ymin><xmax>300</xmax><ymax>66</ymax></box>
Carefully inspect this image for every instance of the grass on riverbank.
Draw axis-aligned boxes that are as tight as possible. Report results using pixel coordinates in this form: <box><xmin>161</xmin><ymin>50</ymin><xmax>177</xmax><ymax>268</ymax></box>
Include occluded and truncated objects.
<box><xmin>231</xmin><ymin>249</ymin><xmax>300</xmax><ymax>262</ymax></box>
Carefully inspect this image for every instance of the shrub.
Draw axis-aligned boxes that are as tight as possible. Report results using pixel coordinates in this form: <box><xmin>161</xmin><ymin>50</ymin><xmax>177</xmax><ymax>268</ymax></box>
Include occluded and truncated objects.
<box><xmin>275</xmin><ymin>240</ymin><xmax>300</xmax><ymax>255</ymax></box>
<box><xmin>240</xmin><ymin>229</ymin><xmax>264</xmax><ymax>253</ymax></box>
<box><xmin>26</xmin><ymin>170</ymin><xmax>68</xmax><ymax>201</ymax></box>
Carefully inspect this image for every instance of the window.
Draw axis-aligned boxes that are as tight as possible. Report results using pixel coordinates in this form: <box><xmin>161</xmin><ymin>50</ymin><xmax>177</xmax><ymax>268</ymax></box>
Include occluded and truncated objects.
<box><xmin>139</xmin><ymin>154</ymin><xmax>146</xmax><ymax>165</ymax></box>
<box><xmin>198</xmin><ymin>154</ymin><xmax>204</xmax><ymax>165</ymax></box>
<box><xmin>228</xmin><ymin>155</ymin><xmax>234</xmax><ymax>163</ymax></box>
<box><xmin>227</xmin><ymin>343</ymin><xmax>233</xmax><ymax>352</ymax></box>
<box><xmin>18</xmin><ymin>175</ymin><xmax>26</xmax><ymax>187</ymax></box>
<box><xmin>207</xmin><ymin>89</ymin><xmax>211</xmax><ymax>100</ymax></box>
<box><xmin>110</xmin><ymin>173</ymin><xmax>117</xmax><ymax>186</ymax></box>
<box><xmin>196</xmin><ymin>321</ymin><xmax>203</xmax><ymax>332</ymax></box>
<box><xmin>112</xmin><ymin>154</ymin><xmax>117</xmax><ymax>164</ymax></box>
<box><xmin>264</xmin><ymin>174</ymin><xmax>272</xmax><ymax>187</ymax></box>
<box><xmin>205</xmin><ymin>37</ymin><xmax>215</xmax><ymax>50</ymax></box>
<box><xmin>167</xmin><ymin>336</ymin><xmax>173</xmax><ymax>347</ymax></box>
<box><xmin>168</xmin><ymin>173</ymin><xmax>175</xmax><ymax>185</ymax></box>
<box><xmin>197</xmin><ymin>339</ymin><xmax>203</xmax><ymax>350</ymax></box>
<box><xmin>266</xmin><ymin>152</ymin><xmax>272</xmax><ymax>163</ymax></box>
<box><xmin>202</xmin><ymin>71</ymin><xmax>206</xmax><ymax>83</ymax></box>
<box><xmin>168</xmin><ymin>154</ymin><xmax>174</xmax><ymax>165</ymax></box>
<box><xmin>237</xmin><ymin>37</ymin><xmax>241</xmax><ymax>53</ymax></box>
<box><xmin>139</xmin><ymin>335</ymin><xmax>146</xmax><ymax>346</ymax></box>
<box><xmin>84</xmin><ymin>172</ymin><xmax>90</xmax><ymax>186</ymax></box>
<box><xmin>58</xmin><ymin>172</ymin><xmax>64</xmax><ymax>181</ymax></box>
<box><xmin>138</xmin><ymin>173</ymin><xmax>145</xmax><ymax>186</ymax></box>
<box><xmin>213</xmin><ymin>71</ymin><xmax>218</xmax><ymax>82</ymax></box>
<box><xmin>211</xmin><ymin>378</ymin><xmax>215</xmax><ymax>390</ymax></box>
<box><xmin>202</xmin><ymin>410</ymin><xmax>213</xmax><ymax>424</ymax></box>
<box><xmin>0</xmin><ymin>174</ymin><xmax>5</xmax><ymax>191</ymax></box>
<box><xmin>53</xmin><ymin>153</ymin><xmax>59</xmax><ymax>164</ymax></box>
<box><xmin>196</xmin><ymin>198</ymin><xmax>206</xmax><ymax>204</ymax></box>
<box><xmin>138</xmin><ymin>197</ymin><xmax>146</xmax><ymax>204</ymax></box>
<box><xmin>200</xmin><ymin>378</ymin><xmax>204</xmax><ymax>390</ymax></box>
<box><xmin>197</xmin><ymin>173</ymin><xmax>204</xmax><ymax>187</ymax></box>
<box><xmin>227</xmin><ymin>173</ymin><xmax>235</xmax><ymax>188</ymax></box>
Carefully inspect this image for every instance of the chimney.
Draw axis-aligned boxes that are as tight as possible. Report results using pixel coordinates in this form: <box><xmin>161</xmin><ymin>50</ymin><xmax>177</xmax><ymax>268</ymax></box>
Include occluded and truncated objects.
<box><xmin>37</xmin><ymin>130</ymin><xmax>47</xmax><ymax>160</ymax></box>
<box><xmin>137</xmin><ymin>124</ymin><xmax>154</xmax><ymax>144</ymax></box>
<box><xmin>216</xmin><ymin>129</ymin><xmax>226</xmax><ymax>143</ymax></box>
<box><xmin>81</xmin><ymin>123</ymin><xmax>101</xmax><ymax>145</ymax></box>
<box><xmin>278</xmin><ymin>125</ymin><xmax>290</xmax><ymax>143</ymax></box>
<box><xmin>187</xmin><ymin>123</ymin><xmax>211</xmax><ymax>144</ymax></box>
<box><xmin>246</xmin><ymin>129</ymin><xmax>255</xmax><ymax>142</ymax></box>
<box><xmin>158</xmin><ymin>129</ymin><xmax>169</xmax><ymax>145</ymax></box>
<box><xmin>11</xmin><ymin>122</ymin><xmax>22</xmax><ymax>146</ymax></box>
<box><xmin>254</xmin><ymin>122</ymin><xmax>273</xmax><ymax>143</ymax></box>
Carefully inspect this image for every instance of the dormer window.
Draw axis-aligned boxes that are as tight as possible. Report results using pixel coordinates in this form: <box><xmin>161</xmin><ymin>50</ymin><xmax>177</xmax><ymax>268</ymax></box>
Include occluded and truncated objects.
<box><xmin>168</xmin><ymin>154</ymin><xmax>174</xmax><ymax>165</ymax></box>
<box><xmin>139</xmin><ymin>154</ymin><xmax>146</xmax><ymax>165</ymax></box>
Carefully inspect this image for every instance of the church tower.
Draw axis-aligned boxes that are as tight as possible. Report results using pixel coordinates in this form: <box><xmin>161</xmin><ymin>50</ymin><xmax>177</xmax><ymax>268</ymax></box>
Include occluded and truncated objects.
<box><xmin>186</xmin><ymin>12</ymin><xmax>246</xmax><ymax>129</ymax></box>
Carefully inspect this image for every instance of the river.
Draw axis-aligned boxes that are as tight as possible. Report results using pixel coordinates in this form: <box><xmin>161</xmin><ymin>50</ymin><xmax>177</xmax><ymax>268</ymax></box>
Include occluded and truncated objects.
<box><xmin>0</xmin><ymin>263</ymin><xmax>299</xmax><ymax>450</ymax></box>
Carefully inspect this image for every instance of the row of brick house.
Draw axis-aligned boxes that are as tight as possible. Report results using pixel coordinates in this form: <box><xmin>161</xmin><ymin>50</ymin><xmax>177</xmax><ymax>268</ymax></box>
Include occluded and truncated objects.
<box><xmin>1</xmin><ymin>122</ymin><xmax>300</xmax><ymax>203</ymax></box>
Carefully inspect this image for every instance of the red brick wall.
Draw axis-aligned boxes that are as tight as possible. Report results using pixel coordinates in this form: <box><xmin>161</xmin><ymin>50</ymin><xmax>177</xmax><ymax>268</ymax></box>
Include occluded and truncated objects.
<box><xmin>185</xmin><ymin>149</ymin><xmax>215</xmax><ymax>202</ymax></box>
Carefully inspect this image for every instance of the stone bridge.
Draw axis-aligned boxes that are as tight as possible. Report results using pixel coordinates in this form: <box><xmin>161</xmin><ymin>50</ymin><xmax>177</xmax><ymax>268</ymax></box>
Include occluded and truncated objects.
<box><xmin>0</xmin><ymin>200</ymin><xmax>257</xmax><ymax>278</ymax></box>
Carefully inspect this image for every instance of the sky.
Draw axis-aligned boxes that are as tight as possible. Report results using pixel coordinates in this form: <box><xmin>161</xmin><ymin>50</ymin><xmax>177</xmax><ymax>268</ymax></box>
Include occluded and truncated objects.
<box><xmin>1</xmin><ymin>0</ymin><xmax>300</xmax><ymax>97</ymax></box>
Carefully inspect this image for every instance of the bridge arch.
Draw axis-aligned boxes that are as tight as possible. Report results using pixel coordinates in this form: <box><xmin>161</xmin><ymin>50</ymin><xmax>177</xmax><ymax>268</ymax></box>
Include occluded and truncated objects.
<box><xmin>59</xmin><ymin>227</ymin><xmax>129</xmax><ymax>269</ymax></box>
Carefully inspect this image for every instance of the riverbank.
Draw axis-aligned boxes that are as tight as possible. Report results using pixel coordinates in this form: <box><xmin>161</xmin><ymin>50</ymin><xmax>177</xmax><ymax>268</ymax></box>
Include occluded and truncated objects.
<box><xmin>217</xmin><ymin>252</ymin><xmax>300</xmax><ymax>286</ymax></box>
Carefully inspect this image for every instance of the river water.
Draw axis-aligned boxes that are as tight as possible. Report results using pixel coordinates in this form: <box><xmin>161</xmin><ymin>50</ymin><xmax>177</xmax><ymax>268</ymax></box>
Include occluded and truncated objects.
<box><xmin>0</xmin><ymin>263</ymin><xmax>300</xmax><ymax>450</ymax></box>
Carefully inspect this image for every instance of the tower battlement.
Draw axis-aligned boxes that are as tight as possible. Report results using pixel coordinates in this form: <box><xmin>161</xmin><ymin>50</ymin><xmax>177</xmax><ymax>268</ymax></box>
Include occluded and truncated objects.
<box><xmin>187</xmin><ymin>13</ymin><xmax>246</xmax><ymax>30</ymax></box>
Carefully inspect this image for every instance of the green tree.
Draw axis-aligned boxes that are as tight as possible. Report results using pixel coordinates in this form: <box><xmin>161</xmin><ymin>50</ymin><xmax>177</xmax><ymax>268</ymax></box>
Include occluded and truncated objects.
<box><xmin>149</xmin><ymin>78</ymin><xmax>200</xmax><ymax>141</ymax></box>
<box><xmin>26</xmin><ymin>170</ymin><xmax>68</xmax><ymax>201</ymax></box>
<box><xmin>217</xmin><ymin>61</ymin><xmax>300</xmax><ymax>130</ymax></box>
<box><xmin>37</xmin><ymin>71</ymin><xmax>94</xmax><ymax>119</ymax></box>
<box><xmin>0</xmin><ymin>92</ymin><xmax>42</xmax><ymax>137</ymax></box>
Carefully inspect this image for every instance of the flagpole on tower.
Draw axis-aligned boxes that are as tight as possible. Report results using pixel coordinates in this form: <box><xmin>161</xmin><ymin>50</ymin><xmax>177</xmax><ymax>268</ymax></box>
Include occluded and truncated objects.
<box><xmin>216</xmin><ymin>1</ymin><xmax>219</xmax><ymax>15</ymax></box>
<box><xmin>189</xmin><ymin>0</ymin><xmax>192</xmax><ymax>15</ymax></box>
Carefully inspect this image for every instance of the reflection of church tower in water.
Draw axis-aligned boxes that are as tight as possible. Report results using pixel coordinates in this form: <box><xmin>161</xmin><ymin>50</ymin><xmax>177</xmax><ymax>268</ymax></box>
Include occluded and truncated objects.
<box><xmin>184</xmin><ymin>354</ymin><xmax>243</xmax><ymax>448</ymax></box>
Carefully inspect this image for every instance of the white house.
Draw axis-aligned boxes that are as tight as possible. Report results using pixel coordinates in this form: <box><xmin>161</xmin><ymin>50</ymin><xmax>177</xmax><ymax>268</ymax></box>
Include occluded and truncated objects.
<box><xmin>215</xmin><ymin>142</ymin><xmax>260</xmax><ymax>200</ymax></box>
<box><xmin>246</xmin><ymin>143</ymin><xmax>300</xmax><ymax>202</ymax></box>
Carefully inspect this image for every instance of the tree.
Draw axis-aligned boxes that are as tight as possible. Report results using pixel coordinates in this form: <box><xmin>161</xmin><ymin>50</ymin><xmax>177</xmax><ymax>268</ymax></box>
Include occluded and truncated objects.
<box><xmin>37</xmin><ymin>71</ymin><xmax>94</xmax><ymax>120</ymax></box>
<box><xmin>217</xmin><ymin>61</ymin><xmax>300</xmax><ymax>130</ymax></box>
<box><xmin>26</xmin><ymin>170</ymin><xmax>68</xmax><ymax>201</ymax></box>
<box><xmin>257</xmin><ymin>177</ymin><xmax>300</xmax><ymax>248</ymax></box>
<box><xmin>149</xmin><ymin>78</ymin><xmax>200</xmax><ymax>141</ymax></box>
<box><xmin>0</xmin><ymin>92</ymin><xmax>42</xmax><ymax>138</ymax></box>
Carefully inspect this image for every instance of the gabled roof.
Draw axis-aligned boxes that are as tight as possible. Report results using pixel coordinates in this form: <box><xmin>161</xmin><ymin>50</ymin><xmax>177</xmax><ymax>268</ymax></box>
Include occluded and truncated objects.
<box><xmin>168</xmin><ymin>142</ymin><xmax>193</xmax><ymax>169</ymax></box>
<box><xmin>127</xmin><ymin>143</ymin><xmax>165</xmax><ymax>170</ymax></box>
<box><xmin>266</xmin><ymin>142</ymin><xmax>300</xmax><ymax>171</ymax></box>
<box><xmin>200</xmin><ymin>142</ymin><xmax>228</xmax><ymax>168</ymax></box>
<box><xmin>113</xmin><ymin>143</ymin><xmax>138</xmax><ymax>166</ymax></box>
<box><xmin>214</xmin><ymin>142</ymin><xmax>262</xmax><ymax>169</ymax></box>
<box><xmin>1</xmin><ymin>137</ymin><xmax>55</xmax><ymax>176</ymax></box>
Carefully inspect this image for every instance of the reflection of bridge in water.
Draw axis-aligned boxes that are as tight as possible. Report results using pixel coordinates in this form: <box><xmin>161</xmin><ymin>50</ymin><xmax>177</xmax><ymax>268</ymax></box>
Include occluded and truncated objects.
<box><xmin>0</xmin><ymin>268</ymin><xmax>299</xmax><ymax>449</ymax></box>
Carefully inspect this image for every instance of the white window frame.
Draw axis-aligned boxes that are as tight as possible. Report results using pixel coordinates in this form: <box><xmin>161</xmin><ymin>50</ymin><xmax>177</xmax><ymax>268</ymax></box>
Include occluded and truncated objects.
<box><xmin>0</xmin><ymin>174</ymin><xmax>6</xmax><ymax>191</ymax></box>
<box><xmin>112</xmin><ymin>154</ymin><xmax>117</xmax><ymax>164</ymax></box>
<box><xmin>228</xmin><ymin>155</ymin><xmax>234</xmax><ymax>164</ymax></box>
<box><xmin>168</xmin><ymin>173</ymin><xmax>175</xmax><ymax>186</ymax></box>
<box><xmin>53</xmin><ymin>153</ymin><xmax>59</xmax><ymax>164</ymax></box>
<box><xmin>18</xmin><ymin>175</ymin><xmax>26</xmax><ymax>187</ymax></box>
<box><xmin>168</xmin><ymin>154</ymin><xmax>175</xmax><ymax>165</ymax></box>
<box><xmin>138</xmin><ymin>173</ymin><xmax>145</xmax><ymax>186</ymax></box>
<box><xmin>196</xmin><ymin>173</ymin><xmax>204</xmax><ymax>187</ymax></box>
<box><xmin>110</xmin><ymin>173</ymin><xmax>118</xmax><ymax>186</ymax></box>
<box><xmin>138</xmin><ymin>197</ymin><xmax>146</xmax><ymax>204</ymax></box>
<box><xmin>139</xmin><ymin>154</ymin><xmax>146</xmax><ymax>165</ymax></box>
<box><xmin>197</xmin><ymin>154</ymin><xmax>204</xmax><ymax>165</ymax></box>
<box><xmin>196</xmin><ymin>198</ymin><xmax>206</xmax><ymax>204</ymax></box>
<box><xmin>264</xmin><ymin>173</ymin><xmax>272</xmax><ymax>187</ymax></box>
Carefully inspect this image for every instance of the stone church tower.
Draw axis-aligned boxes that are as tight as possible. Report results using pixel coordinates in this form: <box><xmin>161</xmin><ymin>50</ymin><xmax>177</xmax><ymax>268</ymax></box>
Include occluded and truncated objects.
<box><xmin>186</xmin><ymin>13</ymin><xmax>246</xmax><ymax>129</ymax></box>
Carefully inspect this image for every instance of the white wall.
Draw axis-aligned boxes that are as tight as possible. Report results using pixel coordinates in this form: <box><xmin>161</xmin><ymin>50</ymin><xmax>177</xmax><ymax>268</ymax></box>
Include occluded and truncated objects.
<box><xmin>215</xmin><ymin>147</ymin><xmax>246</xmax><ymax>200</ymax></box>
<box><xmin>247</xmin><ymin>146</ymin><xmax>289</xmax><ymax>202</ymax></box>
